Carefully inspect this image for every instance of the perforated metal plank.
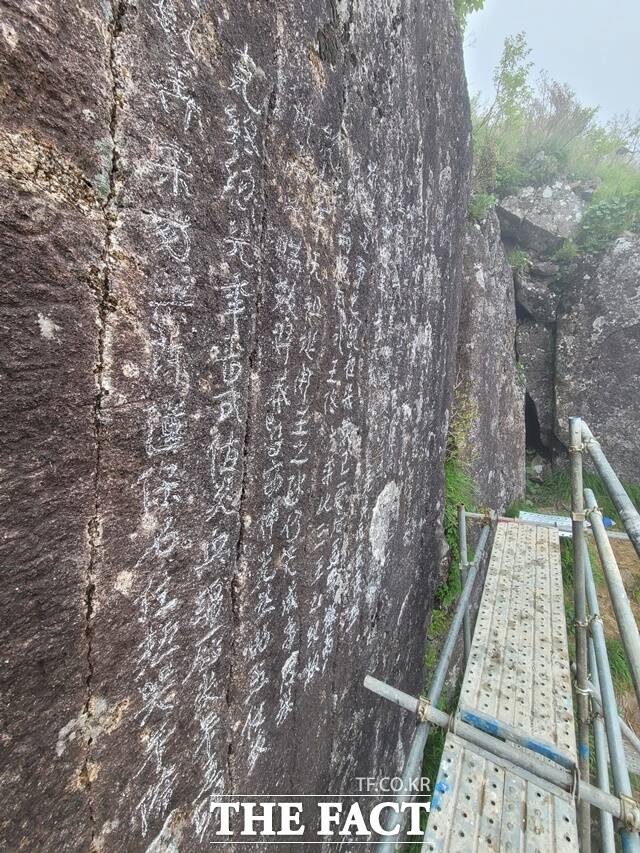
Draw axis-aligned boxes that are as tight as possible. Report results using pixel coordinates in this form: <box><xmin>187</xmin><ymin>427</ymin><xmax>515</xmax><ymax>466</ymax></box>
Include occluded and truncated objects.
<box><xmin>422</xmin><ymin>522</ymin><xmax>579</xmax><ymax>852</ymax></box>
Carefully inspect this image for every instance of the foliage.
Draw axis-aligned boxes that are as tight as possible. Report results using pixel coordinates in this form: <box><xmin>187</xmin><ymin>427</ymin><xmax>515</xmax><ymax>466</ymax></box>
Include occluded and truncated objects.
<box><xmin>507</xmin><ymin>248</ymin><xmax>529</xmax><ymax>270</ymax></box>
<box><xmin>422</xmin><ymin>391</ymin><xmax>476</xmax><ymax>750</ymax></box>
<box><xmin>413</xmin><ymin>396</ymin><xmax>479</xmax><ymax>850</ymax></box>
<box><xmin>432</xmin><ymin>455</ymin><xmax>475</xmax><ymax>611</ymax></box>
<box><xmin>504</xmin><ymin>496</ymin><xmax>536</xmax><ymax>518</ymax></box>
<box><xmin>588</xmin><ymin>540</ymin><xmax>605</xmax><ymax>587</ymax></box>
<box><xmin>515</xmin><ymin>359</ymin><xmax>527</xmax><ymax>390</ymax></box>
<box><xmin>454</xmin><ymin>0</ymin><xmax>485</xmax><ymax>29</ymax></box>
<box><xmin>468</xmin><ymin>191</ymin><xmax>497</xmax><ymax>223</ymax></box>
<box><xmin>471</xmin><ymin>33</ymin><xmax>640</xmax><ymax>252</ymax></box>
<box><xmin>516</xmin><ymin>464</ymin><xmax>640</xmax><ymax>524</ymax></box>
<box><xmin>553</xmin><ymin>238</ymin><xmax>579</xmax><ymax>265</ymax></box>
<box><xmin>437</xmin><ymin>387</ymin><xmax>477</xmax><ymax>609</ymax></box>
<box><xmin>577</xmin><ymin>192</ymin><xmax>640</xmax><ymax>253</ymax></box>
<box><xmin>606</xmin><ymin>638</ymin><xmax>633</xmax><ymax>694</ymax></box>
<box><xmin>560</xmin><ymin>537</ymin><xmax>574</xmax><ymax>588</ymax></box>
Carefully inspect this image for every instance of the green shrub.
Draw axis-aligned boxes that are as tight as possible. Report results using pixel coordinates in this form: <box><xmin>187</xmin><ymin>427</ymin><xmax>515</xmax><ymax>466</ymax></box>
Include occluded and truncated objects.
<box><xmin>577</xmin><ymin>192</ymin><xmax>640</xmax><ymax>253</ymax></box>
<box><xmin>454</xmin><ymin>0</ymin><xmax>485</xmax><ymax>29</ymax></box>
<box><xmin>504</xmin><ymin>496</ymin><xmax>536</xmax><ymax>518</ymax></box>
<box><xmin>553</xmin><ymin>239</ymin><xmax>579</xmax><ymax>265</ymax></box>
<box><xmin>431</xmin><ymin>387</ymin><xmax>477</xmax><ymax>606</ymax></box>
<box><xmin>468</xmin><ymin>192</ymin><xmax>497</xmax><ymax>223</ymax></box>
<box><xmin>472</xmin><ymin>33</ymin><xmax>640</xmax><ymax>253</ymax></box>
<box><xmin>437</xmin><ymin>453</ymin><xmax>475</xmax><ymax>607</ymax></box>
<box><xmin>508</xmin><ymin>248</ymin><xmax>529</xmax><ymax>270</ymax></box>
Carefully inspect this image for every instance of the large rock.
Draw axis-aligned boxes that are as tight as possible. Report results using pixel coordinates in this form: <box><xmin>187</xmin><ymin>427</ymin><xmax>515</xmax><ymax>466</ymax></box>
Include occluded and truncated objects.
<box><xmin>556</xmin><ymin>234</ymin><xmax>640</xmax><ymax>479</ymax></box>
<box><xmin>457</xmin><ymin>211</ymin><xmax>525</xmax><ymax>511</ymax></box>
<box><xmin>516</xmin><ymin>320</ymin><xmax>556</xmax><ymax>448</ymax></box>
<box><xmin>498</xmin><ymin>181</ymin><xmax>585</xmax><ymax>256</ymax></box>
<box><xmin>514</xmin><ymin>268</ymin><xmax>559</xmax><ymax>325</ymax></box>
<box><xmin>0</xmin><ymin>2</ymin><xmax>470</xmax><ymax>850</ymax></box>
<box><xmin>0</xmin><ymin>6</ymin><xmax>113</xmax><ymax>851</ymax></box>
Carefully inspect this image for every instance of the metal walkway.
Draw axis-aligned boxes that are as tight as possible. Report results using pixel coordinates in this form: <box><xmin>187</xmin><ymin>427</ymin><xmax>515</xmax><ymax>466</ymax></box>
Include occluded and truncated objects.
<box><xmin>366</xmin><ymin>418</ymin><xmax>640</xmax><ymax>852</ymax></box>
<box><xmin>423</xmin><ymin>521</ymin><xmax>579</xmax><ymax>851</ymax></box>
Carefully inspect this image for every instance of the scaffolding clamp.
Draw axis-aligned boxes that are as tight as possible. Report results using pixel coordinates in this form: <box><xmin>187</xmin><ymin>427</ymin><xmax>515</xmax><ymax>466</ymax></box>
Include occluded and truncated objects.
<box><xmin>571</xmin><ymin>511</ymin><xmax>586</xmax><ymax>522</ymax></box>
<box><xmin>417</xmin><ymin>696</ymin><xmax>431</xmax><ymax>723</ymax></box>
<box><xmin>571</xmin><ymin>765</ymin><xmax>580</xmax><ymax>799</ymax></box>
<box><xmin>619</xmin><ymin>794</ymin><xmax>640</xmax><ymax>831</ymax></box>
<box><xmin>588</xmin><ymin>707</ymin><xmax>601</xmax><ymax>725</ymax></box>
<box><xmin>587</xmin><ymin>613</ymin><xmax>602</xmax><ymax>632</ymax></box>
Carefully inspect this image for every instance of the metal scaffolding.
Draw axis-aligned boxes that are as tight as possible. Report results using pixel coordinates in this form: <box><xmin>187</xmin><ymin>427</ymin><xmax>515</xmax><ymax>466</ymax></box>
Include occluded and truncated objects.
<box><xmin>365</xmin><ymin>417</ymin><xmax>640</xmax><ymax>851</ymax></box>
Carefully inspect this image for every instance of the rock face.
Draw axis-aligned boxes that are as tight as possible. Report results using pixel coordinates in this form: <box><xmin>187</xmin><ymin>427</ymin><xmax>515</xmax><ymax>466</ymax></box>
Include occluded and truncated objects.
<box><xmin>514</xmin><ymin>268</ymin><xmax>559</xmax><ymax>326</ymax></box>
<box><xmin>516</xmin><ymin>320</ymin><xmax>556</xmax><ymax>448</ymax></box>
<box><xmin>497</xmin><ymin>183</ymin><xmax>584</xmax><ymax>454</ymax></box>
<box><xmin>496</xmin><ymin>182</ymin><xmax>640</xmax><ymax>477</ymax></box>
<box><xmin>498</xmin><ymin>181</ymin><xmax>585</xmax><ymax>255</ymax></box>
<box><xmin>457</xmin><ymin>211</ymin><xmax>525</xmax><ymax>511</ymax></box>
<box><xmin>0</xmin><ymin>2</ymin><xmax>470</xmax><ymax>851</ymax></box>
<box><xmin>556</xmin><ymin>234</ymin><xmax>640</xmax><ymax>478</ymax></box>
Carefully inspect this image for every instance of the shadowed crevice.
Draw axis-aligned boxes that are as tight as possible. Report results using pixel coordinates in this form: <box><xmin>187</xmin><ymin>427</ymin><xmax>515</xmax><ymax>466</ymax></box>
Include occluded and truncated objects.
<box><xmin>82</xmin><ymin>0</ymin><xmax>127</xmax><ymax>841</ymax></box>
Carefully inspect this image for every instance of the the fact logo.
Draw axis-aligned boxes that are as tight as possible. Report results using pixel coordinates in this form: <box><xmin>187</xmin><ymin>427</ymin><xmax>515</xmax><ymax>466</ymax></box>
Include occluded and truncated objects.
<box><xmin>209</xmin><ymin>794</ymin><xmax>431</xmax><ymax>842</ymax></box>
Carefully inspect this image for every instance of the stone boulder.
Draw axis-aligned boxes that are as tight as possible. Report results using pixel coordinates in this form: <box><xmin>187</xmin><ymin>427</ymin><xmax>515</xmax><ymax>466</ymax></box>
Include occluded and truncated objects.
<box><xmin>556</xmin><ymin>234</ymin><xmax>640</xmax><ymax>479</ymax></box>
<box><xmin>457</xmin><ymin>210</ymin><xmax>525</xmax><ymax>511</ymax></box>
<box><xmin>514</xmin><ymin>268</ymin><xmax>559</xmax><ymax>325</ymax></box>
<box><xmin>498</xmin><ymin>181</ymin><xmax>585</xmax><ymax>256</ymax></box>
<box><xmin>516</xmin><ymin>320</ymin><xmax>556</xmax><ymax>449</ymax></box>
<box><xmin>0</xmin><ymin>1</ymin><xmax>471</xmax><ymax>850</ymax></box>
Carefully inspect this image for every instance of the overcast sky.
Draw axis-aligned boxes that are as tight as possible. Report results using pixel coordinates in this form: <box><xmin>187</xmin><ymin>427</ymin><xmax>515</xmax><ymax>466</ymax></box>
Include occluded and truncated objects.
<box><xmin>464</xmin><ymin>0</ymin><xmax>640</xmax><ymax>121</ymax></box>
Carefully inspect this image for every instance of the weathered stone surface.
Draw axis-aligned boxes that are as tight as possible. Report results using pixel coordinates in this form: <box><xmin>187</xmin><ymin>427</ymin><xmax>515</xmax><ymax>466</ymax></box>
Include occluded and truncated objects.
<box><xmin>0</xmin><ymin>1</ymin><xmax>112</xmax><ymax>849</ymax></box>
<box><xmin>457</xmin><ymin>211</ymin><xmax>525</xmax><ymax>511</ymax></box>
<box><xmin>514</xmin><ymin>268</ymin><xmax>559</xmax><ymax>325</ymax></box>
<box><xmin>530</xmin><ymin>259</ymin><xmax>560</xmax><ymax>279</ymax></box>
<box><xmin>1</xmin><ymin>2</ymin><xmax>470</xmax><ymax>851</ymax></box>
<box><xmin>556</xmin><ymin>234</ymin><xmax>640</xmax><ymax>478</ymax></box>
<box><xmin>498</xmin><ymin>181</ymin><xmax>585</xmax><ymax>256</ymax></box>
<box><xmin>516</xmin><ymin>320</ymin><xmax>556</xmax><ymax>449</ymax></box>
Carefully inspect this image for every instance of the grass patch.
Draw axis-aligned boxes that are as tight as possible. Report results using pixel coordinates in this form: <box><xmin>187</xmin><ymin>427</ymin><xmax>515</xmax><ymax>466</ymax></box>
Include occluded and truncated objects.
<box><xmin>521</xmin><ymin>465</ymin><xmax>640</xmax><ymax>526</ymax></box>
<box><xmin>437</xmin><ymin>389</ymin><xmax>477</xmax><ymax>608</ymax></box>
<box><xmin>560</xmin><ymin>539</ymin><xmax>575</xmax><ymax>646</ymax></box>
<box><xmin>588</xmin><ymin>540</ymin><xmax>605</xmax><ymax>586</ymax></box>
<box><xmin>411</xmin><ymin>394</ymin><xmax>477</xmax><ymax>848</ymax></box>
<box><xmin>504</xmin><ymin>496</ymin><xmax>537</xmax><ymax>518</ymax></box>
<box><xmin>507</xmin><ymin>248</ymin><xmax>530</xmax><ymax>270</ymax></box>
<box><xmin>437</xmin><ymin>455</ymin><xmax>475</xmax><ymax>608</ymax></box>
<box><xmin>606</xmin><ymin>637</ymin><xmax>633</xmax><ymax>694</ymax></box>
<box><xmin>468</xmin><ymin>191</ymin><xmax>497</xmax><ymax>223</ymax></box>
